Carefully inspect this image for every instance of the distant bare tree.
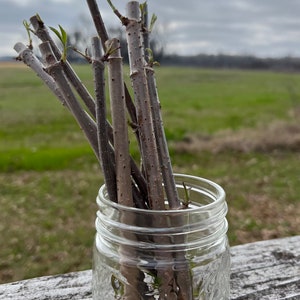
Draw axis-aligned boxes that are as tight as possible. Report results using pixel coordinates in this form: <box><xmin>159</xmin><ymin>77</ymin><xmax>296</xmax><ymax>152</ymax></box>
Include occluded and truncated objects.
<box><xmin>65</xmin><ymin>12</ymin><xmax>166</xmax><ymax>63</ymax></box>
<box><xmin>67</xmin><ymin>14</ymin><xmax>96</xmax><ymax>61</ymax></box>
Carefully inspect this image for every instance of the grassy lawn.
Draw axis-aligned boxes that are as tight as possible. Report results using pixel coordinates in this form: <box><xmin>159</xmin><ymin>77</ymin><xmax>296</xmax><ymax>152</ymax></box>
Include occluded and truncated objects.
<box><xmin>0</xmin><ymin>62</ymin><xmax>299</xmax><ymax>283</ymax></box>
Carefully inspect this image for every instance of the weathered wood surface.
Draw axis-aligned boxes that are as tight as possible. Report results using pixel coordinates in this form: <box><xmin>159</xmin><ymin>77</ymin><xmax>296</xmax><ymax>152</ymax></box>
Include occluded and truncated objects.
<box><xmin>0</xmin><ymin>235</ymin><xmax>299</xmax><ymax>300</ymax></box>
<box><xmin>230</xmin><ymin>235</ymin><xmax>300</xmax><ymax>300</ymax></box>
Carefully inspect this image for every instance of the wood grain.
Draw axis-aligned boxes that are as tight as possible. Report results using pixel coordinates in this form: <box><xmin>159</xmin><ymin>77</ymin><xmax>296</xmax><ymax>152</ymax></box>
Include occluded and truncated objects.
<box><xmin>0</xmin><ymin>236</ymin><xmax>299</xmax><ymax>300</ymax></box>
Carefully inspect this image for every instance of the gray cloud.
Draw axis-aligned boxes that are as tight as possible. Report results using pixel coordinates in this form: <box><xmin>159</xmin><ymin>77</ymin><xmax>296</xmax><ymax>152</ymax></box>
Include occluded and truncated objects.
<box><xmin>1</xmin><ymin>0</ymin><xmax>300</xmax><ymax>58</ymax></box>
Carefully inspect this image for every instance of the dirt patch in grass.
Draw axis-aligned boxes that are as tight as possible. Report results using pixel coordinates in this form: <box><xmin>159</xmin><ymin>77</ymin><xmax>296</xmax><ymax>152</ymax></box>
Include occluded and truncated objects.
<box><xmin>175</xmin><ymin>120</ymin><xmax>300</xmax><ymax>153</ymax></box>
<box><xmin>0</xmin><ymin>61</ymin><xmax>26</xmax><ymax>68</ymax></box>
<box><xmin>175</xmin><ymin>120</ymin><xmax>300</xmax><ymax>245</ymax></box>
<box><xmin>1</xmin><ymin>120</ymin><xmax>299</xmax><ymax>283</ymax></box>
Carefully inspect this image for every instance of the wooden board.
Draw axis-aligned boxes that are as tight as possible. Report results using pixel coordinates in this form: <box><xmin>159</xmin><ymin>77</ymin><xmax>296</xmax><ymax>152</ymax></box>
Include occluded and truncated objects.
<box><xmin>0</xmin><ymin>235</ymin><xmax>299</xmax><ymax>300</ymax></box>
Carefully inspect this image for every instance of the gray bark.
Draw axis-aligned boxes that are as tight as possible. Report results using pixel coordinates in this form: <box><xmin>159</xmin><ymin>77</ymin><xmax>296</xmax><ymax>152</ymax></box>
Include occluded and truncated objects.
<box><xmin>145</xmin><ymin>66</ymin><xmax>181</xmax><ymax>209</ymax></box>
<box><xmin>30</xmin><ymin>15</ymin><xmax>96</xmax><ymax>119</ymax></box>
<box><xmin>106</xmin><ymin>38</ymin><xmax>133</xmax><ymax>207</ymax></box>
<box><xmin>39</xmin><ymin>41</ymin><xmax>99</xmax><ymax>160</ymax></box>
<box><xmin>91</xmin><ymin>37</ymin><xmax>117</xmax><ymax>203</ymax></box>
<box><xmin>14</xmin><ymin>43</ymin><xmax>65</xmax><ymax>105</ymax></box>
<box><xmin>125</xmin><ymin>1</ymin><xmax>164</xmax><ymax>210</ymax></box>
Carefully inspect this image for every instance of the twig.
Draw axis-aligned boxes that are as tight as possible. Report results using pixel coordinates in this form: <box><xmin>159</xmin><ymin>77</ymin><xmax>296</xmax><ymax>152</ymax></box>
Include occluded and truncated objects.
<box><xmin>30</xmin><ymin>15</ymin><xmax>96</xmax><ymax>119</ymax></box>
<box><xmin>92</xmin><ymin>36</ymin><xmax>148</xmax><ymax>207</ymax></box>
<box><xmin>146</xmin><ymin>63</ymin><xmax>193</xmax><ymax>300</ymax></box>
<box><xmin>86</xmin><ymin>0</ymin><xmax>141</xmax><ymax>151</ymax></box>
<box><xmin>91</xmin><ymin>37</ymin><xmax>117</xmax><ymax>203</ymax></box>
<box><xmin>86</xmin><ymin>0</ymin><xmax>109</xmax><ymax>50</ymax></box>
<box><xmin>39</xmin><ymin>41</ymin><xmax>99</xmax><ymax>160</ymax></box>
<box><xmin>124</xmin><ymin>1</ymin><xmax>164</xmax><ymax>209</ymax></box>
<box><xmin>15</xmin><ymin>2</ymin><xmax>194</xmax><ymax>297</ymax></box>
<box><xmin>146</xmin><ymin>66</ymin><xmax>181</xmax><ymax>209</ymax></box>
<box><xmin>14</xmin><ymin>42</ymin><xmax>65</xmax><ymax>105</ymax></box>
<box><xmin>105</xmin><ymin>116</ymin><xmax>149</xmax><ymax>208</ymax></box>
<box><xmin>140</xmin><ymin>2</ymin><xmax>149</xmax><ymax>62</ymax></box>
<box><xmin>106</xmin><ymin>38</ymin><xmax>148</xmax><ymax>298</ymax></box>
<box><xmin>141</xmin><ymin>1</ymin><xmax>180</xmax><ymax>209</ymax></box>
<box><xmin>14</xmin><ymin>42</ymin><xmax>99</xmax><ymax>164</ymax></box>
<box><xmin>106</xmin><ymin>38</ymin><xmax>133</xmax><ymax>207</ymax></box>
<box><xmin>107</xmin><ymin>0</ymin><xmax>128</xmax><ymax>24</ymax></box>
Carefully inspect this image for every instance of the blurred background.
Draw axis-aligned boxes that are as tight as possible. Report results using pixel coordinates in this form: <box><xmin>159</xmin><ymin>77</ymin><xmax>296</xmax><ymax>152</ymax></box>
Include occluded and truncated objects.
<box><xmin>1</xmin><ymin>0</ymin><xmax>299</xmax><ymax>285</ymax></box>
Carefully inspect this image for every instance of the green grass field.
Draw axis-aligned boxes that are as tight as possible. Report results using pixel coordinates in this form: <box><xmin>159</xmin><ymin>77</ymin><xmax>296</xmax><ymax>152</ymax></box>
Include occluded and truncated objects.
<box><xmin>1</xmin><ymin>62</ymin><xmax>299</xmax><ymax>283</ymax></box>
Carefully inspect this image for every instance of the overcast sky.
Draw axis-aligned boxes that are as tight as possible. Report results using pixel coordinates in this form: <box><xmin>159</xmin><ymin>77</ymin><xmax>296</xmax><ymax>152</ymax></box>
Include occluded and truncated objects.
<box><xmin>1</xmin><ymin>0</ymin><xmax>300</xmax><ymax>58</ymax></box>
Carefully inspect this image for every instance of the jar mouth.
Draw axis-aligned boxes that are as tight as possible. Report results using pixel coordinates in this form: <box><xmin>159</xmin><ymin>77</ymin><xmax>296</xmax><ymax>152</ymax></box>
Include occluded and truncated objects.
<box><xmin>96</xmin><ymin>173</ymin><xmax>228</xmax><ymax>249</ymax></box>
<box><xmin>97</xmin><ymin>173</ymin><xmax>226</xmax><ymax>215</ymax></box>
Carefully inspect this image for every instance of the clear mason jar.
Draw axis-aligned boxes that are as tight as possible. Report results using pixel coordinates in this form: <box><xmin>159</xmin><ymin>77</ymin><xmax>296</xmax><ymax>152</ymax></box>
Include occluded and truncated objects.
<box><xmin>93</xmin><ymin>174</ymin><xmax>230</xmax><ymax>300</ymax></box>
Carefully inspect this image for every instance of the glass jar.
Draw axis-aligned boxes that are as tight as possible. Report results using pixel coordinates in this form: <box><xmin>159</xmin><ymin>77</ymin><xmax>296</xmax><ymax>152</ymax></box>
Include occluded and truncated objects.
<box><xmin>93</xmin><ymin>174</ymin><xmax>230</xmax><ymax>300</ymax></box>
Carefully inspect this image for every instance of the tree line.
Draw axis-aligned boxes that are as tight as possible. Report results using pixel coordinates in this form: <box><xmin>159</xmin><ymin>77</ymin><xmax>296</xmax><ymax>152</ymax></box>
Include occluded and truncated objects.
<box><xmin>64</xmin><ymin>25</ymin><xmax>300</xmax><ymax>72</ymax></box>
<box><xmin>161</xmin><ymin>54</ymin><xmax>300</xmax><ymax>71</ymax></box>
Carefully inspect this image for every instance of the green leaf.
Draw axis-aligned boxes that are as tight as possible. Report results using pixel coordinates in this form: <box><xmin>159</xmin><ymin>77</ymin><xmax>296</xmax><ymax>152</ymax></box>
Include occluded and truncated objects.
<box><xmin>59</xmin><ymin>25</ymin><xmax>68</xmax><ymax>45</ymax></box>
<box><xmin>23</xmin><ymin>20</ymin><xmax>33</xmax><ymax>49</ymax></box>
<box><xmin>23</xmin><ymin>20</ymin><xmax>29</xmax><ymax>29</ymax></box>
<box><xmin>150</xmin><ymin>14</ymin><xmax>157</xmax><ymax>32</ymax></box>
<box><xmin>36</xmin><ymin>13</ymin><xmax>42</xmax><ymax>23</ymax></box>
<box><xmin>49</xmin><ymin>25</ymin><xmax>67</xmax><ymax>45</ymax></box>
<box><xmin>140</xmin><ymin>2</ymin><xmax>147</xmax><ymax>16</ymax></box>
<box><xmin>49</xmin><ymin>26</ymin><xmax>63</xmax><ymax>43</ymax></box>
<box><xmin>107</xmin><ymin>0</ymin><xmax>117</xmax><ymax>11</ymax></box>
<box><xmin>182</xmin><ymin>182</ymin><xmax>191</xmax><ymax>208</ymax></box>
<box><xmin>146</xmin><ymin>48</ymin><xmax>153</xmax><ymax>60</ymax></box>
<box><xmin>49</xmin><ymin>25</ymin><xmax>68</xmax><ymax>62</ymax></box>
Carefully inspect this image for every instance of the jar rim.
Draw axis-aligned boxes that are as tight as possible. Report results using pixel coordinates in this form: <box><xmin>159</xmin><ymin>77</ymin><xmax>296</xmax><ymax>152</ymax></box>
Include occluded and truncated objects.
<box><xmin>97</xmin><ymin>173</ymin><xmax>226</xmax><ymax>214</ymax></box>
